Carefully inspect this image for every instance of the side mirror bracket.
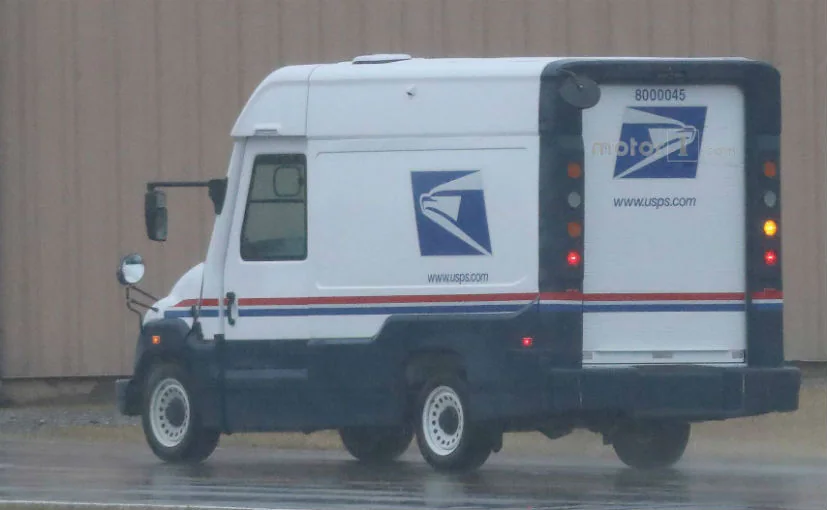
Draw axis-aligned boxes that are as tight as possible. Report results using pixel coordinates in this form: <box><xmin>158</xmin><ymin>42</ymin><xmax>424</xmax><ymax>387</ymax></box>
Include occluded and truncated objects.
<box><xmin>207</xmin><ymin>177</ymin><xmax>228</xmax><ymax>215</ymax></box>
<box><xmin>116</xmin><ymin>253</ymin><xmax>159</xmax><ymax>331</ymax></box>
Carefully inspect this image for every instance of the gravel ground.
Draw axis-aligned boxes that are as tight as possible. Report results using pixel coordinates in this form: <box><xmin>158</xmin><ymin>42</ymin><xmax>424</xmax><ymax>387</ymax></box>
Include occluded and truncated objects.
<box><xmin>0</xmin><ymin>404</ymin><xmax>139</xmax><ymax>435</ymax></box>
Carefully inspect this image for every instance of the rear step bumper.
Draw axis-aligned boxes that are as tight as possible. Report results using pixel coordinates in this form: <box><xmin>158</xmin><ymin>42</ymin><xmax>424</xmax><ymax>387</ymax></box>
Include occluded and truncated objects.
<box><xmin>476</xmin><ymin>365</ymin><xmax>801</xmax><ymax>422</ymax></box>
<box><xmin>569</xmin><ymin>365</ymin><xmax>800</xmax><ymax>419</ymax></box>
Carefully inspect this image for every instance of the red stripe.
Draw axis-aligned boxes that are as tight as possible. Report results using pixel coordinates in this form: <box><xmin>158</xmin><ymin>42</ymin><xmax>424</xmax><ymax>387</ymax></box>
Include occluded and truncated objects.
<box><xmin>241</xmin><ymin>293</ymin><xmax>536</xmax><ymax>306</ymax></box>
<box><xmin>539</xmin><ymin>291</ymin><xmax>584</xmax><ymax>301</ymax></box>
<box><xmin>174</xmin><ymin>293</ymin><xmax>537</xmax><ymax>308</ymax></box>
<box><xmin>583</xmin><ymin>292</ymin><xmax>745</xmax><ymax>302</ymax></box>
<box><xmin>541</xmin><ymin>292</ymin><xmax>745</xmax><ymax>302</ymax></box>
<box><xmin>175</xmin><ymin>299</ymin><xmax>212</xmax><ymax>308</ymax></box>
<box><xmin>752</xmin><ymin>290</ymin><xmax>783</xmax><ymax>299</ymax></box>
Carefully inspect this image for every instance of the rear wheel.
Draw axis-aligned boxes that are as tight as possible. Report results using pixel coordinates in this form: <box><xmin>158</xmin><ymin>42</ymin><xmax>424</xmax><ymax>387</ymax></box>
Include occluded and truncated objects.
<box><xmin>414</xmin><ymin>374</ymin><xmax>493</xmax><ymax>473</ymax></box>
<box><xmin>339</xmin><ymin>425</ymin><xmax>413</xmax><ymax>464</ymax></box>
<box><xmin>141</xmin><ymin>362</ymin><xmax>220</xmax><ymax>464</ymax></box>
<box><xmin>611</xmin><ymin>420</ymin><xmax>690</xmax><ymax>470</ymax></box>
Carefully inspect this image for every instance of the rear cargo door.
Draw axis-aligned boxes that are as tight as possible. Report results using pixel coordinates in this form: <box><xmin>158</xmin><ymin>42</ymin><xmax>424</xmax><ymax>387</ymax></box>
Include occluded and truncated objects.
<box><xmin>581</xmin><ymin>84</ymin><xmax>746</xmax><ymax>366</ymax></box>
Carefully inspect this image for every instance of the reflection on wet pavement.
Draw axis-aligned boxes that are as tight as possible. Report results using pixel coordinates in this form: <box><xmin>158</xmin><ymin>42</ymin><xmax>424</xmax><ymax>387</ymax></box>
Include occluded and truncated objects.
<box><xmin>0</xmin><ymin>438</ymin><xmax>825</xmax><ymax>510</ymax></box>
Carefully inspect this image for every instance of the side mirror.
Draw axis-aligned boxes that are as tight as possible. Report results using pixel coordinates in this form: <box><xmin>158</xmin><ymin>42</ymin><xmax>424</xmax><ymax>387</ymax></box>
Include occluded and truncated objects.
<box><xmin>117</xmin><ymin>253</ymin><xmax>146</xmax><ymax>286</ymax></box>
<box><xmin>144</xmin><ymin>189</ymin><xmax>168</xmax><ymax>242</ymax></box>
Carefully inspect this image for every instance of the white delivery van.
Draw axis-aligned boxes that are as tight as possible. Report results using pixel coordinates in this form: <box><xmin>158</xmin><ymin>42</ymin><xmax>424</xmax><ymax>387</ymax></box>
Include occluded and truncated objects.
<box><xmin>115</xmin><ymin>55</ymin><xmax>800</xmax><ymax>472</ymax></box>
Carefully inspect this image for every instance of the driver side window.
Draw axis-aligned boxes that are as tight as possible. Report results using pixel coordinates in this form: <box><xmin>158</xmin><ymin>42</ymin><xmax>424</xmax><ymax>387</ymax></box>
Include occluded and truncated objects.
<box><xmin>240</xmin><ymin>153</ymin><xmax>307</xmax><ymax>261</ymax></box>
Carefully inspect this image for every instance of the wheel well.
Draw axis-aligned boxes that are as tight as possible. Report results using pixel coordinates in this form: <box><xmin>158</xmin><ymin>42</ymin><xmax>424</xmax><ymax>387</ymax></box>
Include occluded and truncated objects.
<box><xmin>404</xmin><ymin>350</ymin><xmax>466</xmax><ymax>393</ymax></box>
<box><xmin>134</xmin><ymin>351</ymin><xmax>189</xmax><ymax>392</ymax></box>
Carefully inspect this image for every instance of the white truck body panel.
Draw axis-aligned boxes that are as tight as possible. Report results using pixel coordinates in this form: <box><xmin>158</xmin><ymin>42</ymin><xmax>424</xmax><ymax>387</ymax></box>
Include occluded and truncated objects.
<box><xmin>581</xmin><ymin>84</ymin><xmax>747</xmax><ymax>366</ymax></box>
<box><xmin>307</xmin><ymin>137</ymin><xmax>539</xmax><ymax>340</ymax></box>
<box><xmin>306</xmin><ymin>58</ymin><xmax>549</xmax><ymax>139</ymax></box>
<box><xmin>231</xmin><ymin>64</ymin><xmax>318</xmax><ymax>137</ymax></box>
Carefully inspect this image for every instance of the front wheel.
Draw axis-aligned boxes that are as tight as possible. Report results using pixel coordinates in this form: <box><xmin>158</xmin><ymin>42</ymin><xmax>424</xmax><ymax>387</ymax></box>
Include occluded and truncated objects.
<box><xmin>414</xmin><ymin>374</ymin><xmax>493</xmax><ymax>473</ymax></box>
<box><xmin>141</xmin><ymin>362</ymin><xmax>220</xmax><ymax>464</ymax></box>
<box><xmin>611</xmin><ymin>420</ymin><xmax>691</xmax><ymax>470</ymax></box>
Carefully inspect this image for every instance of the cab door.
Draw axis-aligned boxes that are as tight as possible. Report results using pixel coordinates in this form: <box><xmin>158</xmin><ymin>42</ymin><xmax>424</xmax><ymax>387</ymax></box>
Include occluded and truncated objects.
<box><xmin>220</xmin><ymin>137</ymin><xmax>313</xmax><ymax>431</ymax></box>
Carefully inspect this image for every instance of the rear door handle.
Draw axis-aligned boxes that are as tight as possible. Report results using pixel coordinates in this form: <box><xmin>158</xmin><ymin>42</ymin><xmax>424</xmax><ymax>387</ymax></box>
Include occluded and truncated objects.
<box><xmin>225</xmin><ymin>291</ymin><xmax>237</xmax><ymax>326</ymax></box>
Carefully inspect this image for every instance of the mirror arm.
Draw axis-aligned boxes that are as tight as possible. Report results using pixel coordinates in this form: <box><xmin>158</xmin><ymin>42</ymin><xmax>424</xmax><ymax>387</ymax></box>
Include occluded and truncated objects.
<box><xmin>147</xmin><ymin>177</ymin><xmax>227</xmax><ymax>215</ymax></box>
<box><xmin>125</xmin><ymin>286</ymin><xmax>160</xmax><ymax>333</ymax></box>
<box><xmin>147</xmin><ymin>180</ymin><xmax>212</xmax><ymax>191</ymax></box>
<box><xmin>128</xmin><ymin>298</ymin><xmax>159</xmax><ymax>313</ymax></box>
<box><xmin>127</xmin><ymin>284</ymin><xmax>160</xmax><ymax>303</ymax></box>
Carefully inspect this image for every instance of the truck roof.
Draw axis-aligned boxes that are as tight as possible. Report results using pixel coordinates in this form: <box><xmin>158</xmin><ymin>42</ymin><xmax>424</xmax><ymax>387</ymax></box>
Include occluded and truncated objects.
<box><xmin>230</xmin><ymin>55</ymin><xmax>755</xmax><ymax>139</ymax></box>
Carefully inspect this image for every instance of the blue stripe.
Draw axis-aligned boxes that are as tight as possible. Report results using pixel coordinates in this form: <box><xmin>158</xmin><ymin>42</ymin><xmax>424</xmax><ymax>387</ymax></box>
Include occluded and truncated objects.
<box><xmin>240</xmin><ymin>304</ymin><xmax>524</xmax><ymax>317</ymax></box>
<box><xmin>584</xmin><ymin>303</ymin><xmax>746</xmax><ymax>313</ymax></box>
<box><xmin>541</xmin><ymin>303</ymin><xmax>747</xmax><ymax>313</ymax></box>
<box><xmin>539</xmin><ymin>304</ymin><xmax>583</xmax><ymax>312</ymax></box>
<box><xmin>164</xmin><ymin>309</ymin><xmax>218</xmax><ymax>319</ymax></box>
<box><xmin>165</xmin><ymin>304</ymin><xmax>525</xmax><ymax>319</ymax></box>
<box><xmin>753</xmin><ymin>302</ymin><xmax>783</xmax><ymax>311</ymax></box>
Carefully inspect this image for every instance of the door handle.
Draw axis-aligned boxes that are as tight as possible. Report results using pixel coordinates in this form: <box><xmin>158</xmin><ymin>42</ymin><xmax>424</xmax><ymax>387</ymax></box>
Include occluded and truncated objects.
<box><xmin>225</xmin><ymin>291</ymin><xmax>237</xmax><ymax>326</ymax></box>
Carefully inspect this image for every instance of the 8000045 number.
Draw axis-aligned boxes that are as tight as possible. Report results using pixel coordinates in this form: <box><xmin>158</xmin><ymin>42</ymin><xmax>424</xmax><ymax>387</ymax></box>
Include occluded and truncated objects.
<box><xmin>635</xmin><ymin>88</ymin><xmax>686</xmax><ymax>101</ymax></box>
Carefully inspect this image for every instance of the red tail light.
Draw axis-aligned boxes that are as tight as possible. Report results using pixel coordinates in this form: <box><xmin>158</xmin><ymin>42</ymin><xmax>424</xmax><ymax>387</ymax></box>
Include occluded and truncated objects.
<box><xmin>521</xmin><ymin>337</ymin><xmax>534</xmax><ymax>348</ymax></box>
<box><xmin>567</xmin><ymin>250</ymin><xmax>581</xmax><ymax>267</ymax></box>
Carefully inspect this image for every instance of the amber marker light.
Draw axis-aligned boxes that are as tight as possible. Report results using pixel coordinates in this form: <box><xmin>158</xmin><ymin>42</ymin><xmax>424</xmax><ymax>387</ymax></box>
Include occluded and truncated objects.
<box><xmin>764</xmin><ymin>219</ymin><xmax>778</xmax><ymax>237</ymax></box>
<box><xmin>567</xmin><ymin>162</ymin><xmax>582</xmax><ymax>179</ymax></box>
<box><xmin>763</xmin><ymin>161</ymin><xmax>777</xmax><ymax>178</ymax></box>
<box><xmin>568</xmin><ymin>221</ymin><xmax>582</xmax><ymax>238</ymax></box>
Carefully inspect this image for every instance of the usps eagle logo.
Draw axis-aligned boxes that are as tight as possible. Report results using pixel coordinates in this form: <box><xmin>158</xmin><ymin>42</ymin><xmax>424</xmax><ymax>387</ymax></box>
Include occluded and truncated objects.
<box><xmin>410</xmin><ymin>170</ymin><xmax>492</xmax><ymax>256</ymax></box>
<box><xmin>612</xmin><ymin>106</ymin><xmax>708</xmax><ymax>179</ymax></box>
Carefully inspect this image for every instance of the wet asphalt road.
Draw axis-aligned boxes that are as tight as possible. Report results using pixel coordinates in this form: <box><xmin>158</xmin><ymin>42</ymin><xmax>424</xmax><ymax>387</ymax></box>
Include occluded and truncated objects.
<box><xmin>0</xmin><ymin>438</ymin><xmax>825</xmax><ymax>510</ymax></box>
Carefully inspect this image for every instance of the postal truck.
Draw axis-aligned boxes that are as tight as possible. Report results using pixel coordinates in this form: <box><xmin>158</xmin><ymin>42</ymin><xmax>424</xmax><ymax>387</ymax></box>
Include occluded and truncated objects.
<box><xmin>114</xmin><ymin>55</ymin><xmax>801</xmax><ymax>472</ymax></box>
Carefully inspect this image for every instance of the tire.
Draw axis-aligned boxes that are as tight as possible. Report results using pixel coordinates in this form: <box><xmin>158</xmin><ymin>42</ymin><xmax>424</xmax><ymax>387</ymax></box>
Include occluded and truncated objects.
<box><xmin>414</xmin><ymin>374</ymin><xmax>493</xmax><ymax>473</ymax></box>
<box><xmin>141</xmin><ymin>362</ymin><xmax>220</xmax><ymax>464</ymax></box>
<box><xmin>611</xmin><ymin>420</ymin><xmax>691</xmax><ymax>470</ymax></box>
<box><xmin>339</xmin><ymin>424</ymin><xmax>413</xmax><ymax>464</ymax></box>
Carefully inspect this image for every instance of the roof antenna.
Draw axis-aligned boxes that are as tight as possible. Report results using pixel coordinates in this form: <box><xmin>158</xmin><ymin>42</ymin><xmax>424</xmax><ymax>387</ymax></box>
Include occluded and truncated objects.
<box><xmin>558</xmin><ymin>69</ymin><xmax>601</xmax><ymax>109</ymax></box>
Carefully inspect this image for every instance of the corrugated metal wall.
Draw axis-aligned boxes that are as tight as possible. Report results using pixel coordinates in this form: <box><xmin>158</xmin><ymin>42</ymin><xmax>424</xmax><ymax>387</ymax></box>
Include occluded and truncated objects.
<box><xmin>0</xmin><ymin>0</ymin><xmax>825</xmax><ymax>378</ymax></box>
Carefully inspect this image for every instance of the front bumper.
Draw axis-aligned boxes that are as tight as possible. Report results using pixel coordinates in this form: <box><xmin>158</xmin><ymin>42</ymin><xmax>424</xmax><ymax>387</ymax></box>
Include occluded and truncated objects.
<box><xmin>115</xmin><ymin>378</ymin><xmax>141</xmax><ymax>416</ymax></box>
<box><xmin>475</xmin><ymin>364</ymin><xmax>802</xmax><ymax>422</ymax></box>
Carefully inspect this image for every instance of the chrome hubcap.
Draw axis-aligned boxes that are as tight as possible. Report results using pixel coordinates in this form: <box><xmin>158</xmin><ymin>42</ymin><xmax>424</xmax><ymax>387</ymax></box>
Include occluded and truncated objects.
<box><xmin>149</xmin><ymin>378</ymin><xmax>190</xmax><ymax>448</ymax></box>
<box><xmin>422</xmin><ymin>385</ymin><xmax>464</xmax><ymax>456</ymax></box>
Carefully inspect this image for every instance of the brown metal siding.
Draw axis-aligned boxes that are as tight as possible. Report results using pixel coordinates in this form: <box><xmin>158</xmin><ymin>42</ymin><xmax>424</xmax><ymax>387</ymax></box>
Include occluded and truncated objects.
<box><xmin>0</xmin><ymin>0</ymin><xmax>824</xmax><ymax>378</ymax></box>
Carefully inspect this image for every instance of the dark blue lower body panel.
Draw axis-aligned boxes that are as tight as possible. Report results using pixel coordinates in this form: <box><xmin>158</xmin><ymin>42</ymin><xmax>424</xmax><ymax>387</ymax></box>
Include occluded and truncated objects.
<box><xmin>119</xmin><ymin>364</ymin><xmax>800</xmax><ymax>431</ymax></box>
<box><xmin>116</xmin><ymin>314</ymin><xmax>801</xmax><ymax>431</ymax></box>
<box><xmin>471</xmin><ymin>364</ymin><xmax>801</xmax><ymax>423</ymax></box>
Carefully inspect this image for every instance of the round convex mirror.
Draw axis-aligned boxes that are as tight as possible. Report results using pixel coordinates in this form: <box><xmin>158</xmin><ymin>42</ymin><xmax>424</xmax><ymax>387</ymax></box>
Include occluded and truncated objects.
<box><xmin>117</xmin><ymin>253</ymin><xmax>146</xmax><ymax>286</ymax></box>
